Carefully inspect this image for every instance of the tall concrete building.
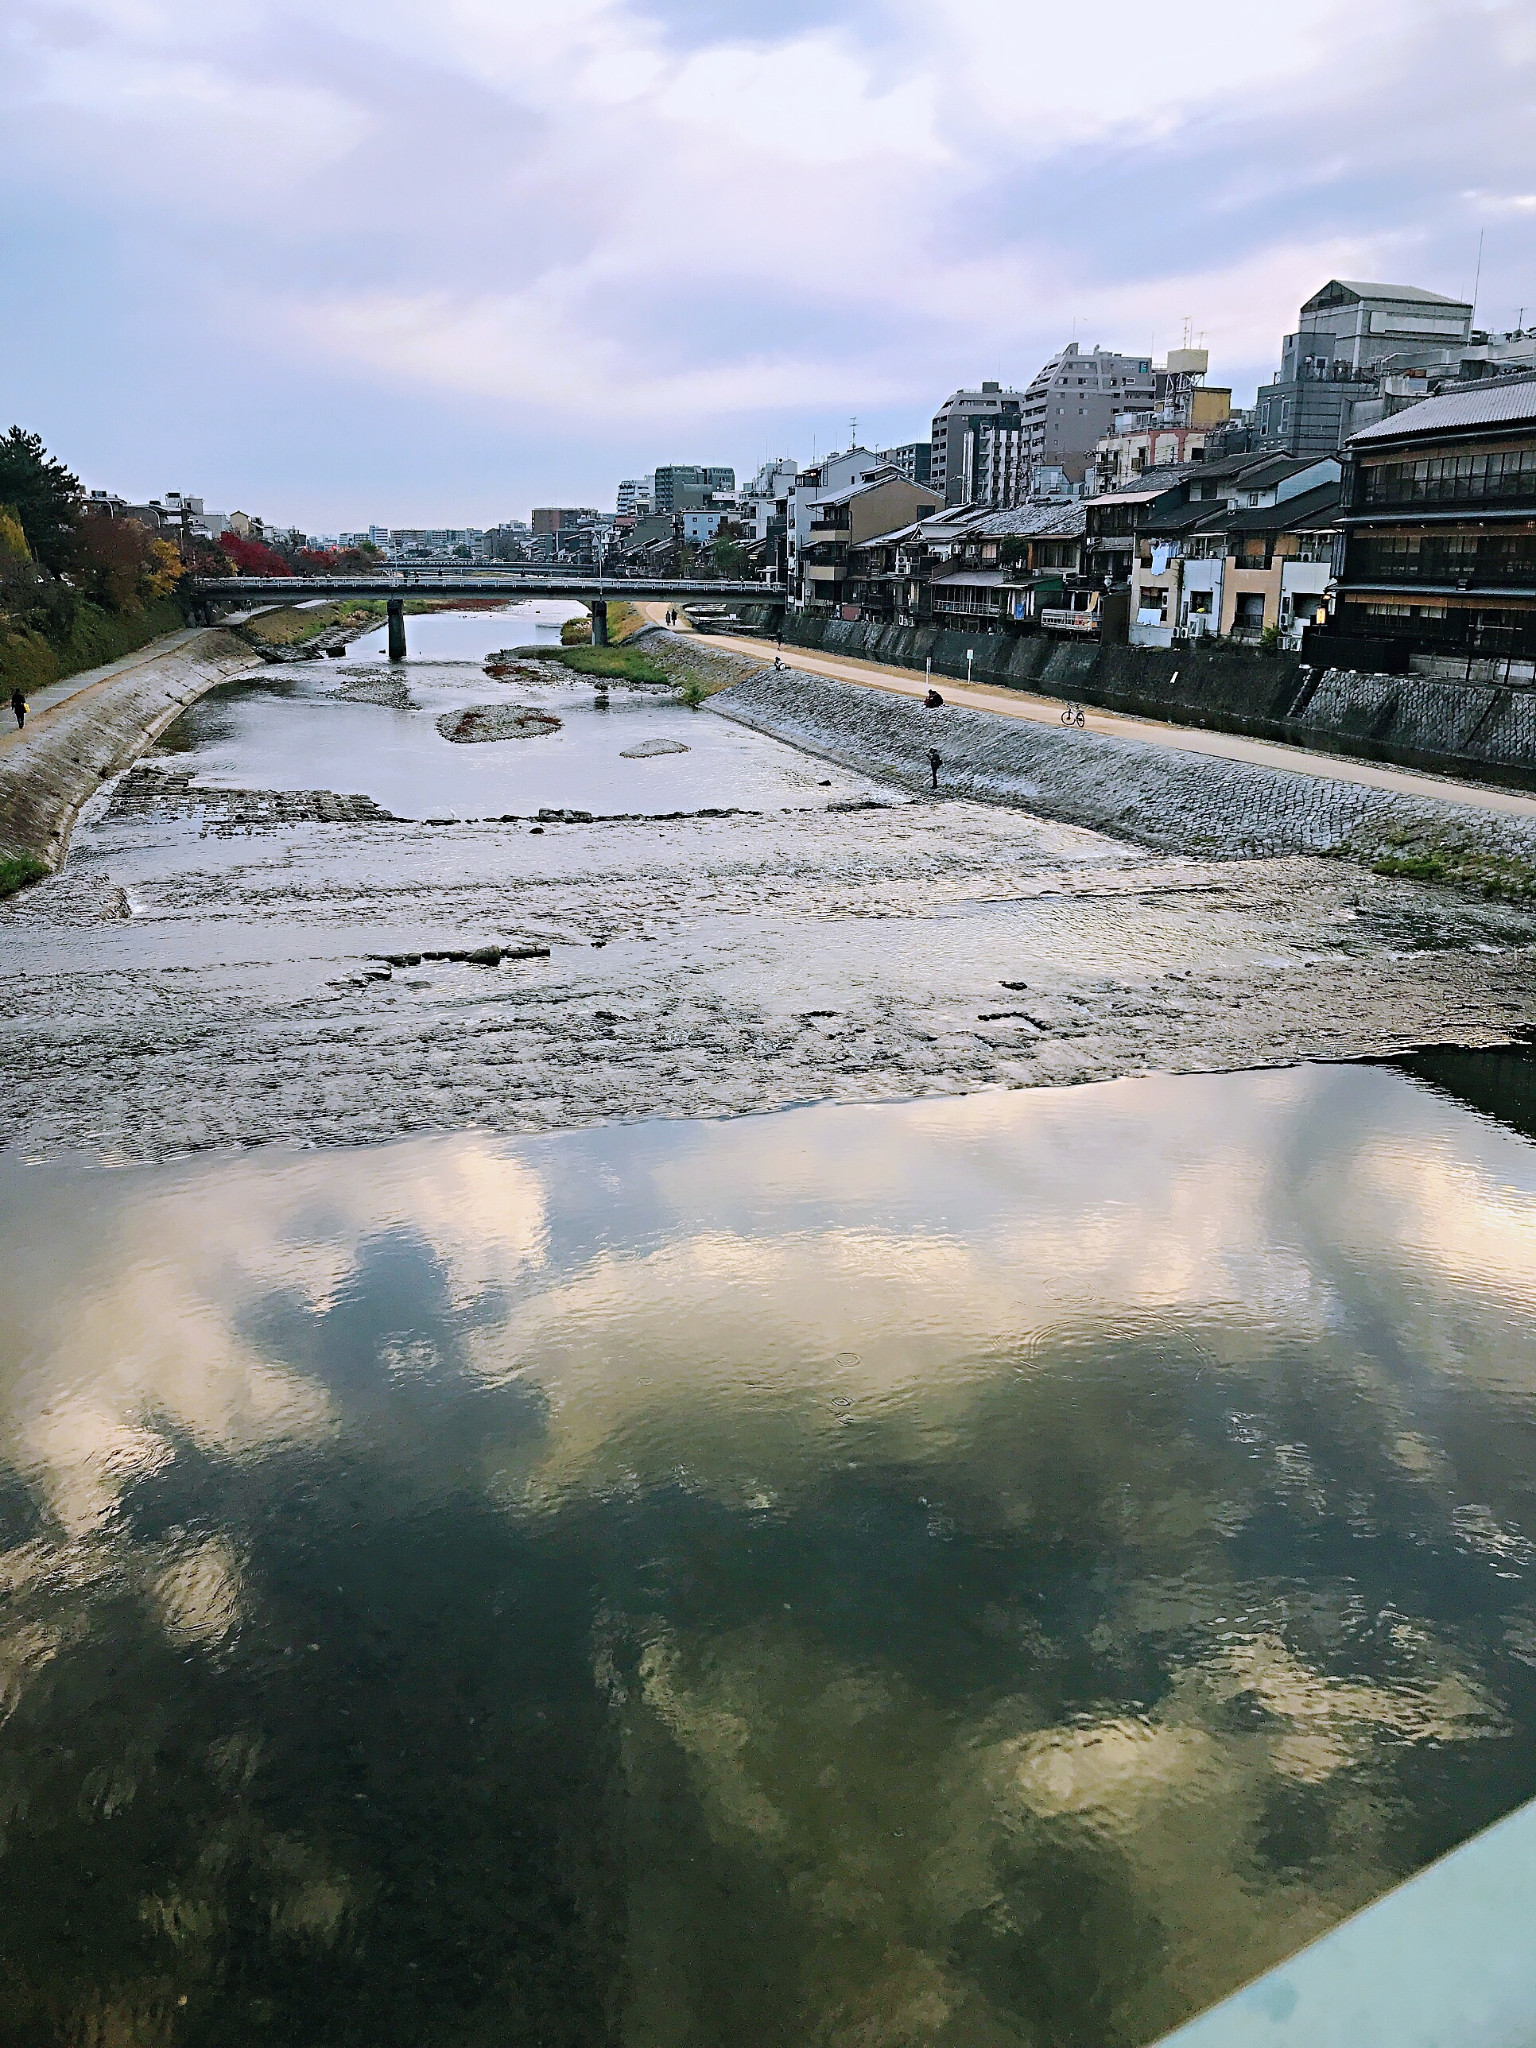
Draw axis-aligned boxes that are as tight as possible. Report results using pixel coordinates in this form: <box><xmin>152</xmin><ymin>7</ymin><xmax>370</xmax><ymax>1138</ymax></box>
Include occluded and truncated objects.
<box><xmin>930</xmin><ymin>384</ymin><xmax>1024</xmax><ymax>505</ymax></box>
<box><xmin>1254</xmin><ymin>280</ymin><xmax>1475</xmax><ymax>457</ymax></box>
<box><xmin>653</xmin><ymin>464</ymin><xmax>736</xmax><ymax>510</ymax></box>
<box><xmin>531</xmin><ymin>507</ymin><xmax>597</xmax><ymax>536</ymax></box>
<box><xmin>1020</xmin><ymin>345</ymin><xmax>1156</xmax><ymax>481</ymax></box>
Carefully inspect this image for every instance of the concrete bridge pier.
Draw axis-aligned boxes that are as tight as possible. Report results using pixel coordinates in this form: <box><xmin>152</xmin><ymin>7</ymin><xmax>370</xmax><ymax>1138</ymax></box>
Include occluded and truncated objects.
<box><xmin>590</xmin><ymin>599</ymin><xmax>609</xmax><ymax>647</ymax></box>
<box><xmin>386</xmin><ymin>597</ymin><xmax>406</xmax><ymax>662</ymax></box>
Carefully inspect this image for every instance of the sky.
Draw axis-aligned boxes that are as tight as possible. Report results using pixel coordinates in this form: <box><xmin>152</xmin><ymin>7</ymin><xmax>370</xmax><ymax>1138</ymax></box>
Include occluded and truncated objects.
<box><xmin>3</xmin><ymin>0</ymin><xmax>1535</xmax><ymax>528</ymax></box>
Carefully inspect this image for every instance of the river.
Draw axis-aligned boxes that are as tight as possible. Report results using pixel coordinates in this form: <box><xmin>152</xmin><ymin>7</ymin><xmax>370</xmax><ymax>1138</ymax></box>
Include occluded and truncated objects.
<box><xmin>3</xmin><ymin>612</ymin><xmax>1536</xmax><ymax>2043</ymax></box>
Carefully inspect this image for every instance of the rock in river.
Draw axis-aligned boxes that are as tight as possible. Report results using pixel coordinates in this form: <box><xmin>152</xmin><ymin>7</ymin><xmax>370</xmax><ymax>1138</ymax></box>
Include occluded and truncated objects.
<box><xmin>619</xmin><ymin>737</ymin><xmax>691</xmax><ymax>759</ymax></box>
<box><xmin>335</xmin><ymin>676</ymin><xmax>415</xmax><ymax>710</ymax></box>
<box><xmin>437</xmin><ymin>705</ymin><xmax>563</xmax><ymax>744</ymax></box>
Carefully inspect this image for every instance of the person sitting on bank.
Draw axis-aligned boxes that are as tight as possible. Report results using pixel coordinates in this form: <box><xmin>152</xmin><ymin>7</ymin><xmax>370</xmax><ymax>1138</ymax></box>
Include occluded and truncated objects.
<box><xmin>10</xmin><ymin>687</ymin><xmax>26</xmax><ymax>731</ymax></box>
<box><xmin>924</xmin><ymin>686</ymin><xmax>944</xmax><ymax>708</ymax></box>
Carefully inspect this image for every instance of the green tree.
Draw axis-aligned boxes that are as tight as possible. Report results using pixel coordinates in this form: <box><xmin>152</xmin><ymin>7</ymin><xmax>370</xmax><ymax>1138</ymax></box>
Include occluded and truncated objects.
<box><xmin>711</xmin><ymin>536</ymin><xmax>749</xmax><ymax>578</ymax></box>
<box><xmin>0</xmin><ymin>428</ymin><xmax>81</xmax><ymax>573</ymax></box>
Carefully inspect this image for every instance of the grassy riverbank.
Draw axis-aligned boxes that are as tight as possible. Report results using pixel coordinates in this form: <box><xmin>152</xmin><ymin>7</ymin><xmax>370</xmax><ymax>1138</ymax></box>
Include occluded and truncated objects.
<box><xmin>238</xmin><ymin>596</ymin><xmax>477</xmax><ymax>650</ymax></box>
<box><xmin>0</xmin><ymin>596</ymin><xmax>185</xmax><ymax>699</ymax></box>
<box><xmin>238</xmin><ymin>599</ymin><xmax>386</xmax><ymax>648</ymax></box>
<box><xmin>0</xmin><ymin>853</ymin><xmax>48</xmax><ymax>899</ymax></box>
<box><xmin>516</xmin><ymin>644</ymin><xmax>669</xmax><ymax>683</ymax></box>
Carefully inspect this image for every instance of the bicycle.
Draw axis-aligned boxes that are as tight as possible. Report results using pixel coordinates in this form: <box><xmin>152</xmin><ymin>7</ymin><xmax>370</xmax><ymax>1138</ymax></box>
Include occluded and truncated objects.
<box><xmin>1059</xmin><ymin>702</ymin><xmax>1085</xmax><ymax>728</ymax></box>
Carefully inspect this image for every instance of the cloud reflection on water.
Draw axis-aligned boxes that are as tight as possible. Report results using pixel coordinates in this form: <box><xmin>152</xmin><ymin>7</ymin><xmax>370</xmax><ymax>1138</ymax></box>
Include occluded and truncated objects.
<box><xmin>0</xmin><ymin>1063</ymin><xmax>1534</xmax><ymax>2041</ymax></box>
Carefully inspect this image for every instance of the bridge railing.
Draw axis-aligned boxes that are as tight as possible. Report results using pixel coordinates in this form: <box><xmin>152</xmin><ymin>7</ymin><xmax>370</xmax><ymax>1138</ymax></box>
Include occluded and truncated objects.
<box><xmin>190</xmin><ymin>573</ymin><xmax>783</xmax><ymax>595</ymax></box>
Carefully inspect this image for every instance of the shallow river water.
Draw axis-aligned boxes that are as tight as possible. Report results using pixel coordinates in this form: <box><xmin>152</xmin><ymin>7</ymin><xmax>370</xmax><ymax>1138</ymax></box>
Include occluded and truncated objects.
<box><xmin>3</xmin><ymin>1058</ymin><xmax>1536</xmax><ymax>2044</ymax></box>
<box><xmin>159</xmin><ymin>601</ymin><xmax>874</xmax><ymax>819</ymax></box>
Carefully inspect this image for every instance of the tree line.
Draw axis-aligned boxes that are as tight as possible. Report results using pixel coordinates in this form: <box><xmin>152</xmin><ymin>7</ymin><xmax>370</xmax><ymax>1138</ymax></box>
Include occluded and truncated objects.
<box><xmin>0</xmin><ymin>427</ymin><xmax>396</xmax><ymax>693</ymax></box>
<box><xmin>0</xmin><ymin>428</ymin><xmax>184</xmax><ymax>654</ymax></box>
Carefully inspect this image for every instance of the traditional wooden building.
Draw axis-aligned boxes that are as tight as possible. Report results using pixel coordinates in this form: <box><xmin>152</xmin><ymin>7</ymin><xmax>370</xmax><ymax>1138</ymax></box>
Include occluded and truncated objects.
<box><xmin>1332</xmin><ymin>376</ymin><xmax>1536</xmax><ymax>675</ymax></box>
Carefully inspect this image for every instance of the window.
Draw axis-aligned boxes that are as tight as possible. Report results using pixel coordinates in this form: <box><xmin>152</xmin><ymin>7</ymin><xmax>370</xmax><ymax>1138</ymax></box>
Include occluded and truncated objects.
<box><xmin>1359</xmin><ymin>446</ymin><xmax>1536</xmax><ymax>506</ymax></box>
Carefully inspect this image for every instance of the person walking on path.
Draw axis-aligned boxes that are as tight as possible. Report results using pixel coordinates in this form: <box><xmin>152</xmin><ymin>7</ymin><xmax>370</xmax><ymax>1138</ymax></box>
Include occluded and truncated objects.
<box><xmin>927</xmin><ymin>747</ymin><xmax>941</xmax><ymax>791</ymax></box>
<box><xmin>10</xmin><ymin>687</ymin><xmax>26</xmax><ymax>731</ymax></box>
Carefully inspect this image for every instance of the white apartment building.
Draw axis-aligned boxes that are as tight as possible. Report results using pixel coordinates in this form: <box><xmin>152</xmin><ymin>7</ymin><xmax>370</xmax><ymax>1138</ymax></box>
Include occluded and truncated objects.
<box><xmin>740</xmin><ymin>458</ymin><xmax>798</xmax><ymax>542</ymax></box>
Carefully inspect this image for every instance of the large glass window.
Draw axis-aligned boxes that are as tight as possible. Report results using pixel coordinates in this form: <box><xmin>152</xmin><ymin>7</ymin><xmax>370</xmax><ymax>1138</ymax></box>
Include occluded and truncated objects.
<box><xmin>1359</xmin><ymin>446</ymin><xmax>1536</xmax><ymax>505</ymax></box>
<box><xmin>1349</xmin><ymin>530</ymin><xmax>1536</xmax><ymax>585</ymax></box>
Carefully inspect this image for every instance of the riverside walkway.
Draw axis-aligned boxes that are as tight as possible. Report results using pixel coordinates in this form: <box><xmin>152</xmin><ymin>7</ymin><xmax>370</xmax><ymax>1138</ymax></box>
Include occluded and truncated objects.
<box><xmin>0</xmin><ymin>628</ymin><xmax>214</xmax><ymax>762</ymax></box>
<box><xmin>690</xmin><ymin>614</ymin><xmax>1536</xmax><ymax>825</ymax></box>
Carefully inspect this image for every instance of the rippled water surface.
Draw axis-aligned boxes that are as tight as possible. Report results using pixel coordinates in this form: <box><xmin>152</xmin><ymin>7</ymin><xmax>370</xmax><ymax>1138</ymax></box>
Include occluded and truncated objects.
<box><xmin>3</xmin><ymin>1060</ymin><xmax>1536</xmax><ymax>2044</ymax></box>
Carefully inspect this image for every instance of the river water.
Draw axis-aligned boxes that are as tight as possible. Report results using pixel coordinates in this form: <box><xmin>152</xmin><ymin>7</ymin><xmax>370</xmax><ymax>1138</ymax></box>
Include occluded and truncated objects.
<box><xmin>7</xmin><ymin>611</ymin><xmax>1536</xmax><ymax>2040</ymax></box>
<box><xmin>3</xmin><ymin>1052</ymin><xmax>1536</xmax><ymax>2043</ymax></box>
<box><xmin>155</xmin><ymin>600</ymin><xmax>877</xmax><ymax>820</ymax></box>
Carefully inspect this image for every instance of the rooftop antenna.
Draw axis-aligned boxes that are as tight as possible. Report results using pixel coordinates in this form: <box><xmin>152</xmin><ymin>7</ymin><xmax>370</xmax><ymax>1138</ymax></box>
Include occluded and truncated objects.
<box><xmin>1472</xmin><ymin>229</ymin><xmax>1485</xmax><ymax>323</ymax></box>
<box><xmin>850</xmin><ymin>416</ymin><xmax>858</xmax><ymax>450</ymax></box>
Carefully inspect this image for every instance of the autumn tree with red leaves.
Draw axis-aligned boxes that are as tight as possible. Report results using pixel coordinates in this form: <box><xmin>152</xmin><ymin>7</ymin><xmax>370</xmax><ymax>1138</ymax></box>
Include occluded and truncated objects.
<box><xmin>218</xmin><ymin>532</ymin><xmax>295</xmax><ymax>577</ymax></box>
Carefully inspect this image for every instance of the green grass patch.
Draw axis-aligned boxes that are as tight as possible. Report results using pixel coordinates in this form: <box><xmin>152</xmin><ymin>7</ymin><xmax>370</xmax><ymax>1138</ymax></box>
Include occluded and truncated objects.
<box><xmin>511</xmin><ymin>644</ymin><xmax>669</xmax><ymax>684</ymax></box>
<box><xmin>1367</xmin><ymin>830</ymin><xmax>1536</xmax><ymax>901</ymax></box>
<box><xmin>1370</xmin><ymin>850</ymin><xmax>1536</xmax><ymax>899</ymax></box>
<box><xmin>560</xmin><ymin>614</ymin><xmax>592</xmax><ymax>645</ymax></box>
<box><xmin>1</xmin><ymin>598</ymin><xmax>185</xmax><ymax>698</ymax></box>
<box><xmin>606</xmin><ymin>600</ymin><xmax>646</xmax><ymax>642</ymax></box>
<box><xmin>240</xmin><ymin>599</ymin><xmax>387</xmax><ymax>647</ymax></box>
<box><xmin>0</xmin><ymin>854</ymin><xmax>48</xmax><ymax>899</ymax></box>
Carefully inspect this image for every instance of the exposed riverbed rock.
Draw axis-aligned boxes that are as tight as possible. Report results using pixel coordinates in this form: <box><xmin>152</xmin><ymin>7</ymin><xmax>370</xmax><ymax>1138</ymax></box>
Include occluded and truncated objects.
<box><xmin>620</xmin><ymin>738</ymin><xmax>691</xmax><ymax>759</ymax></box>
<box><xmin>437</xmin><ymin>705</ymin><xmax>562</xmax><ymax>744</ymax></box>
<box><xmin>484</xmin><ymin>654</ymin><xmax>554</xmax><ymax>681</ymax></box>
<box><xmin>335</xmin><ymin>676</ymin><xmax>414</xmax><ymax>710</ymax></box>
<box><xmin>11</xmin><ymin>626</ymin><xmax>1536</xmax><ymax>1163</ymax></box>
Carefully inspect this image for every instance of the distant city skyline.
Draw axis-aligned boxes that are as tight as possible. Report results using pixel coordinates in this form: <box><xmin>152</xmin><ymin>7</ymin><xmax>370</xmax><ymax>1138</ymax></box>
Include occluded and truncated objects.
<box><xmin>5</xmin><ymin>0</ymin><xmax>1534</xmax><ymax>526</ymax></box>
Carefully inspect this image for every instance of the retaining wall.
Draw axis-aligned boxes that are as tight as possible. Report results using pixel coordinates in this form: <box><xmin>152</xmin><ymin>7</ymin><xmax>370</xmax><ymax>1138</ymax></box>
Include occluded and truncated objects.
<box><xmin>764</xmin><ymin>613</ymin><xmax>1536</xmax><ymax>793</ymax></box>
<box><xmin>713</xmin><ymin>664</ymin><xmax>1536</xmax><ymax>895</ymax></box>
<box><xmin>0</xmin><ymin>629</ymin><xmax>261</xmax><ymax>867</ymax></box>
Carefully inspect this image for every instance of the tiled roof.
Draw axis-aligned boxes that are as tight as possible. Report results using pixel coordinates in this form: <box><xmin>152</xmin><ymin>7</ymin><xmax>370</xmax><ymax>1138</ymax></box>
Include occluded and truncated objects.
<box><xmin>930</xmin><ymin>566</ymin><xmax>1005</xmax><ymax>588</ymax></box>
<box><xmin>1220</xmin><ymin>483</ymin><xmax>1343</xmax><ymax>533</ymax></box>
<box><xmin>1231</xmin><ymin>454</ymin><xmax>1331</xmax><ymax>490</ymax></box>
<box><xmin>1348</xmin><ymin>374</ymin><xmax>1536</xmax><ymax>444</ymax></box>
<box><xmin>810</xmin><ymin>471</ymin><xmax>919</xmax><ymax>507</ymax></box>
<box><xmin>963</xmin><ymin>502</ymin><xmax>1086</xmax><ymax>539</ymax></box>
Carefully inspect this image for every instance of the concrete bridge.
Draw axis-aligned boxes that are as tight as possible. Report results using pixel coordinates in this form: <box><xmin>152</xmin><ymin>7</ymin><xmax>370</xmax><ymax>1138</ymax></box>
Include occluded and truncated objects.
<box><xmin>189</xmin><ymin>571</ymin><xmax>781</xmax><ymax>656</ymax></box>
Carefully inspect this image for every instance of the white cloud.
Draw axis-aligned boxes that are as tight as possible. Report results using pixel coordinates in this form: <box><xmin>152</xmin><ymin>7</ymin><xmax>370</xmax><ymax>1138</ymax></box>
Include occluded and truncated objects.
<box><xmin>5</xmin><ymin>0</ymin><xmax>1535</xmax><ymax>511</ymax></box>
<box><xmin>269</xmin><ymin>285</ymin><xmax>920</xmax><ymax>416</ymax></box>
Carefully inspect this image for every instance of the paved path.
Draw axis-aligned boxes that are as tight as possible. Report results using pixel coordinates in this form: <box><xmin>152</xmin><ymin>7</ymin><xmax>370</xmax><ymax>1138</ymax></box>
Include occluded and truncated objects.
<box><xmin>684</xmin><ymin>620</ymin><xmax>1536</xmax><ymax>825</ymax></box>
<box><xmin>0</xmin><ymin>627</ymin><xmax>209</xmax><ymax>760</ymax></box>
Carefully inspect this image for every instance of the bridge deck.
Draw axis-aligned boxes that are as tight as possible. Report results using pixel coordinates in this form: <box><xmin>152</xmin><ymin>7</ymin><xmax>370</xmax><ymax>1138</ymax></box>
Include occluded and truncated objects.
<box><xmin>190</xmin><ymin>575</ymin><xmax>781</xmax><ymax>602</ymax></box>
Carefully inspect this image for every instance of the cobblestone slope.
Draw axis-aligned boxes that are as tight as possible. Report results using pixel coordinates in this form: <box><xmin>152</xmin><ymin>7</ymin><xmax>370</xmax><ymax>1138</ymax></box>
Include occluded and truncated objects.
<box><xmin>0</xmin><ymin>630</ymin><xmax>261</xmax><ymax>867</ymax></box>
<box><xmin>715</xmin><ymin>667</ymin><xmax>1536</xmax><ymax>897</ymax></box>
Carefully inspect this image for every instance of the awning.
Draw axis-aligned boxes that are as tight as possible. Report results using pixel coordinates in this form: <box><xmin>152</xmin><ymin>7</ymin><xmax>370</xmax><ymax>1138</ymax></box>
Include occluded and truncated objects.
<box><xmin>930</xmin><ymin>567</ymin><xmax>1005</xmax><ymax>589</ymax></box>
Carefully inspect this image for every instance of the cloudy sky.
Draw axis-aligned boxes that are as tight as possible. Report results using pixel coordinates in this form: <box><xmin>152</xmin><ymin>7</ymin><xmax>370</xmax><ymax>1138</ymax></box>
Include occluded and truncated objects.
<box><xmin>4</xmin><ymin>0</ymin><xmax>1535</xmax><ymax>527</ymax></box>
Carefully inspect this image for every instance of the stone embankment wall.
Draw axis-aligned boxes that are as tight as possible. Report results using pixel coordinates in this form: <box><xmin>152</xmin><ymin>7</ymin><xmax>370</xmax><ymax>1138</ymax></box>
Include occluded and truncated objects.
<box><xmin>714</xmin><ymin>665</ymin><xmax>1536</xmax><ymax>898</ymax></box>
<box><xmin>0</xmin><ymin>629</ymin><xmax>260</xmax><ymax>867</ymax></box>
<box><xmin>758</xmin><ymin>612</ymin><xmax>1536</xmax><ymax>793</ymax></box>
